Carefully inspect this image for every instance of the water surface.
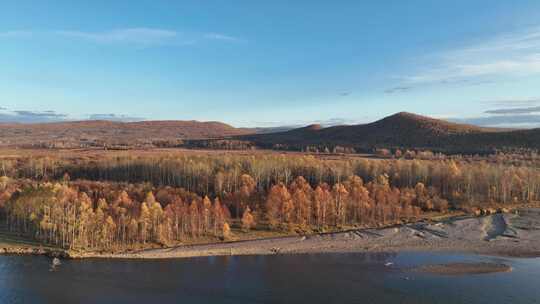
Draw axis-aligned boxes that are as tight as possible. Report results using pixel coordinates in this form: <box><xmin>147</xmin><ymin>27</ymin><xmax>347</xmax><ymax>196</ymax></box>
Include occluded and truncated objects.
<box><xmin>0</xmin><ymin>252</ymin><xmax>539</xmax><ymax>304</ymax></box>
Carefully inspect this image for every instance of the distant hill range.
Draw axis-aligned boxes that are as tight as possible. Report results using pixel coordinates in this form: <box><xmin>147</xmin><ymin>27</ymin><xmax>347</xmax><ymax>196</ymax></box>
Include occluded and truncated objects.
<box><xmin>236</xmin><ymin>112</ymin><xmax>540</xmax><ymax>153</ymax></box>
<box><xmin>1</xmin><ymin>112</ymin><xmax>539</xmax><ymax>153</ymax></box>
<box><xmin>0</xmin><ymin>120</ymin><xmax>254</xmax><ymax>149</ymax></box>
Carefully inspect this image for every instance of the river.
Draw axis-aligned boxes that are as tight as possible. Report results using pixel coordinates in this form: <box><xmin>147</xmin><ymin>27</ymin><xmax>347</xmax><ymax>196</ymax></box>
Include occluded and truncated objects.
<box><xmin>0</xmin><ymin>252</ymin><xmax>539</xmax><ymax>303</ymax></box>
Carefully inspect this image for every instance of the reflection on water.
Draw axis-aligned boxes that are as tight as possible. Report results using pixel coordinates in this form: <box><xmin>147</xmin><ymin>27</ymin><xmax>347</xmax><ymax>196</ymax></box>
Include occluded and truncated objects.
<box><xmin>0</xmin><ymin>252</ymin><xmax>539</xmax><ymax>304</ymax></box>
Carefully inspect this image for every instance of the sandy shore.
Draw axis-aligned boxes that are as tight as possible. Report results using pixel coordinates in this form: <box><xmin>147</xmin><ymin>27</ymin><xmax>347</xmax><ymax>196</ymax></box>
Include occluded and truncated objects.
<box><xmin>69</xmin><ymin>208</ymin><xmax>540</xmax><ymax>259</ymax></box>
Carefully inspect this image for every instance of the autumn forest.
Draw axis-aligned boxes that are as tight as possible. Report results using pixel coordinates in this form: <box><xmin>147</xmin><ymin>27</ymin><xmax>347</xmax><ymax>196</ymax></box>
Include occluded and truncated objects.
<box><xmin>1</xmin><ymin>149</ymin><xmax>539</xmax><ymax>252</ymax></box>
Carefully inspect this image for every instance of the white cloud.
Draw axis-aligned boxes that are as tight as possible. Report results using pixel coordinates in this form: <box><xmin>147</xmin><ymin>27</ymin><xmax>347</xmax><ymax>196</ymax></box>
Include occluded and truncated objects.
<box><xmin>54</xmin><ymin>28</ymin><xmax>178</xmax><ymax>45</ymax></box>
<box><xmin>0</xmin><ymin>107</ymin><xmax>147</xmax><ymax>123</ymax></box>
<box><xmin>243</xmin><ymin>117</ymin><xmax>367</xmax><ymax>128</ymax></box>
<box><xmin>0</xmin><ymin>108</ymin><xmax>67</xmax><ymax>123</ymax></box>
<box><xmin>483</xmin><ymin>97</ymin><xmax>540</xmax><ymax>108</ymax></box>
<box><xmin>461</xmin><ymin>26</ymin><xmax>540</xmax><ymax>53</ymax></box>
<box><xmin>400</xmin><ymin>26</ymin><xmax>540</xmax><ymax>85</ymax></box>
<box><xmin>88</xmin><ymin>113</ymin><xmax>144</xmax><ymax>122</ymax></box>
<box><xmin>0</xmin><ymin>28</ymin><xmax>243</xmax><ymax>46</ymax></box>
<box><xmin>203</xmin><ymin>33</ymin><xmax>242</xmax><ymax>42</ymax></box>
<box><xmin>453</xmin><ymin>115</ymin><xmax>540</xmax><ymax>129</ymax></box>
<box><xmin>0</xmin><ymin>30</ymin><xmax>32</xmax><ymax>38</ymax></box>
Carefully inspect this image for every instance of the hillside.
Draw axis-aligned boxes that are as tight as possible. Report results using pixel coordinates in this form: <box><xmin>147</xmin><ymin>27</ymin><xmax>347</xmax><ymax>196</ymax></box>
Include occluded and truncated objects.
<box><xmin>238</xmin><ymin>112</ymin><xmax>537</xmax><ymax>153</ymax></box>
<box><xmin>0</xmin><ymin>120</ymin><xmax>255</xmax><ymax>148</ymax></box>
<box><xmin>2</xmin><ymin>112</ymin><xmax>539</xmax><ymax>153</ymax></box>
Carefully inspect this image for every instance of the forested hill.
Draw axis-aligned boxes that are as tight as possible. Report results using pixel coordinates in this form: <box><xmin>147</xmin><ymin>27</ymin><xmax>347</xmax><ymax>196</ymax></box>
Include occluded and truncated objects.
<box><xmin>237</xmin><ymin>112</ymin><xmax>540</xmax><ymax>153</ymax></box>
<box><xmin>2</xmin><ymin>112</ymin><xmax>539</xmax><ymax>153</ymax></box>
<box><xmin>0</xmin><ymin>120</ymin><xmax>256</xmax><ymax>148</ymax></box>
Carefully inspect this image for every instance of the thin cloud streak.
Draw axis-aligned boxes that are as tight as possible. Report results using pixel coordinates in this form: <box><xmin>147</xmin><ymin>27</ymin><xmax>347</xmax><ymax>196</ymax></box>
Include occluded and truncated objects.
<box><xmin>0</xmin><ymin>30</ymin><xmax>32</xmax><ymax>38</ymax></box>
<box><xmin>0</xmin><ymin>28</ymin><xmax>243</xmax><ymax>46</ymax></box>
<box><xmin>0</xmin><ymin>108</ymin><xmax>146</xmax><ymax>123</ymax></box>
<box><xmin>384</xmin><ymin>86</ymin><xmax>411</xmax><ymax>94</ymax></box>
<box><xmin>88</xmin><ymin>114</ymin><xmax>145</xmax><ymax>122</ymax></box>
<box><xmin>479</xmin><ymin>97</ymin><xmax>540</xmax><ymax>115</ymax></box>
<box><xmin>55</xmin><ymin>28</ymin><xmax>178</xmax><ymax>45</ymax></box>
<box><xmin>0</xmin><ymin>109</ymin><xmax>67</xmax><ymax>123</ymax></box>
<box><xmin>203</xmin><ymin>33</ymin><xmax>243</xmax><ymax>42</ymax></box>
<box><xmin>398</xmin><ymin>26</ymin><xmax>540</xmax><ymax>86</ymax></box>
<box><xmin>454</xmin><ymin>115</ymin><xmax>540</xmax><ymax>129</ymax></box>
<box><xmin>483</xmin><ymin>98</ymin><xmax>540</xmax><ymax>108</ymax></box>
<box><xmin>485</xmin><ymin>105</ymin><xmax>540</xmax><ymax>115</ymax></box>
<box><xmin>244</xmin><ymin>117</ymin><xmax>367</xmax><ymax>128</ymax></box>
<box><xmin>462</xmin><ymin>26</ymin><xmax>540</xmax><ymax>53</ymax></box>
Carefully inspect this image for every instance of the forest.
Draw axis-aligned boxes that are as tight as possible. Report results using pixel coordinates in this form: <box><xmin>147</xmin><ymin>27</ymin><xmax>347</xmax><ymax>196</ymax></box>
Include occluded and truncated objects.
<box><xmin>1</xmin><ymin>149</ymin><xmax>539</xmax><ymax>252</ymax></box>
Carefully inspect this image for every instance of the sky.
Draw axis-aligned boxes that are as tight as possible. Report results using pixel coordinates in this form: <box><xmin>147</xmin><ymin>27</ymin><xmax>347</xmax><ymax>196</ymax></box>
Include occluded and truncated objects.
<box><xmin>1</xmin><ymin>1</ymin><xmax>540</xmax><ymax>127</ymax></box>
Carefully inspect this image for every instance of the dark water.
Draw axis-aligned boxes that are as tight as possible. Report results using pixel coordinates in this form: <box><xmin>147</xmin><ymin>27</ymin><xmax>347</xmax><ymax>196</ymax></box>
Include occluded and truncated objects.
<box><xmin>1</xmin><ymin>252</ymin><xmax>539</xmax><ymax>304</ymax></box>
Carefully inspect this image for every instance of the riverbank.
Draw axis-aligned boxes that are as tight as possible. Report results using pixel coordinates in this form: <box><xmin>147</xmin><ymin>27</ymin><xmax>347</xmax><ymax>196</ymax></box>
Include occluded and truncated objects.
<box><xmin>75</xmin><ymin>208</ymin><xmax>540</xmax><ymax>259</ymax></box>
<box><xmin>0</xmin><ymin>246</ymin><xmax>69</xmax><ymax>258</ymax></box>
<box><xmin>0</xmin><ymin>227</ymin><xmax>69</xmax><ymax>258</ymax></box>
<box><xmin>3</xmin><ymin>208</ymin><xmax>540</xmax><ymax>260</ymax></box>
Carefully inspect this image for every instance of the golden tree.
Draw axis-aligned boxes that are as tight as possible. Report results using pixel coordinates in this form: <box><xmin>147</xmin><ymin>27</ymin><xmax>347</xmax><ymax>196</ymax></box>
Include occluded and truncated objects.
<box><xmin>241</xmin><ymin>206</ymin><xmax>256</xmax><ymax>232</ymax></box>
<box><xmin>222</xmin><ymin>222</ymin><xmax>232</xmax><ymax>240</ymax></box>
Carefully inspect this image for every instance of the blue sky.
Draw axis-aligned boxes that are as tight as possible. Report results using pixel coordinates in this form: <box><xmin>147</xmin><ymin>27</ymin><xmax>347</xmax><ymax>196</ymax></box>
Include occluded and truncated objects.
<box><xmin>1</xmin><ymin>1</ymin><xmax>540</xmax><ymax>127</ymax></box>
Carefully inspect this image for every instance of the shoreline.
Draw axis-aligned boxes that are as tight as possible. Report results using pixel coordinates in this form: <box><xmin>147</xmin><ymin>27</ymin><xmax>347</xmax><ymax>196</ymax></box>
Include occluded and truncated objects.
<box><xmin>2</xmin><ymin>209</ymin><xmax>540</xmax><ymax>260</ymax></box>
<box><xmin>0</xmin><ymin>246</ymin><xmax>70</xmax><ymax>258</ymax></box>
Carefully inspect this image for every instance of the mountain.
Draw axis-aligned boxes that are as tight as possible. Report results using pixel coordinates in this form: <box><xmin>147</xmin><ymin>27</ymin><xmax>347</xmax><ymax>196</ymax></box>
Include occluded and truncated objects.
<box><xmin>2</xmin><ymin>112</ymin><xmax>539</xmax><ymax>153</ymax></box>
<box><xmin>0</xmin><ymin>120</ymin><xmax>256</xmax><ymax>148</ymax></box>
<box><xmin>238</xmin><ymin>112</ymin><xmax>538</xmax><ymax>153</ymax></box>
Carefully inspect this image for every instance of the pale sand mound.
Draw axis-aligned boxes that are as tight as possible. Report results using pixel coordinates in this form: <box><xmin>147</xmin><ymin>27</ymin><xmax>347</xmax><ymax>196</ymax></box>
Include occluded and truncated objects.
<box><xmin>416</xmin><ymin>262</ymin><xmax>512</xmax><ymax>275</ymax></box>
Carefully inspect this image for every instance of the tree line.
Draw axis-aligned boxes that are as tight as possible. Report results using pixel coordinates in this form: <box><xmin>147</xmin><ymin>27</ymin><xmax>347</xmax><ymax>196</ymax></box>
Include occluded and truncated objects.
<box><xmin>2</xmin><ymin>180</ymin><xmax>232</xmax><ymax>250</ymax></box>
<box><xmin>3</xmin><ymin>152</ymin><xmax>540</xmax><ymax>208</ymax></box>
<box><xmin>1</xmin><ymin>170</ymin><xmax>452</xmax><ymax>250</ymax></box>
<box><xmin>1</xmin><ymin>152</ymin><xmax>539</xmax><ymax>251</ymax></box>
